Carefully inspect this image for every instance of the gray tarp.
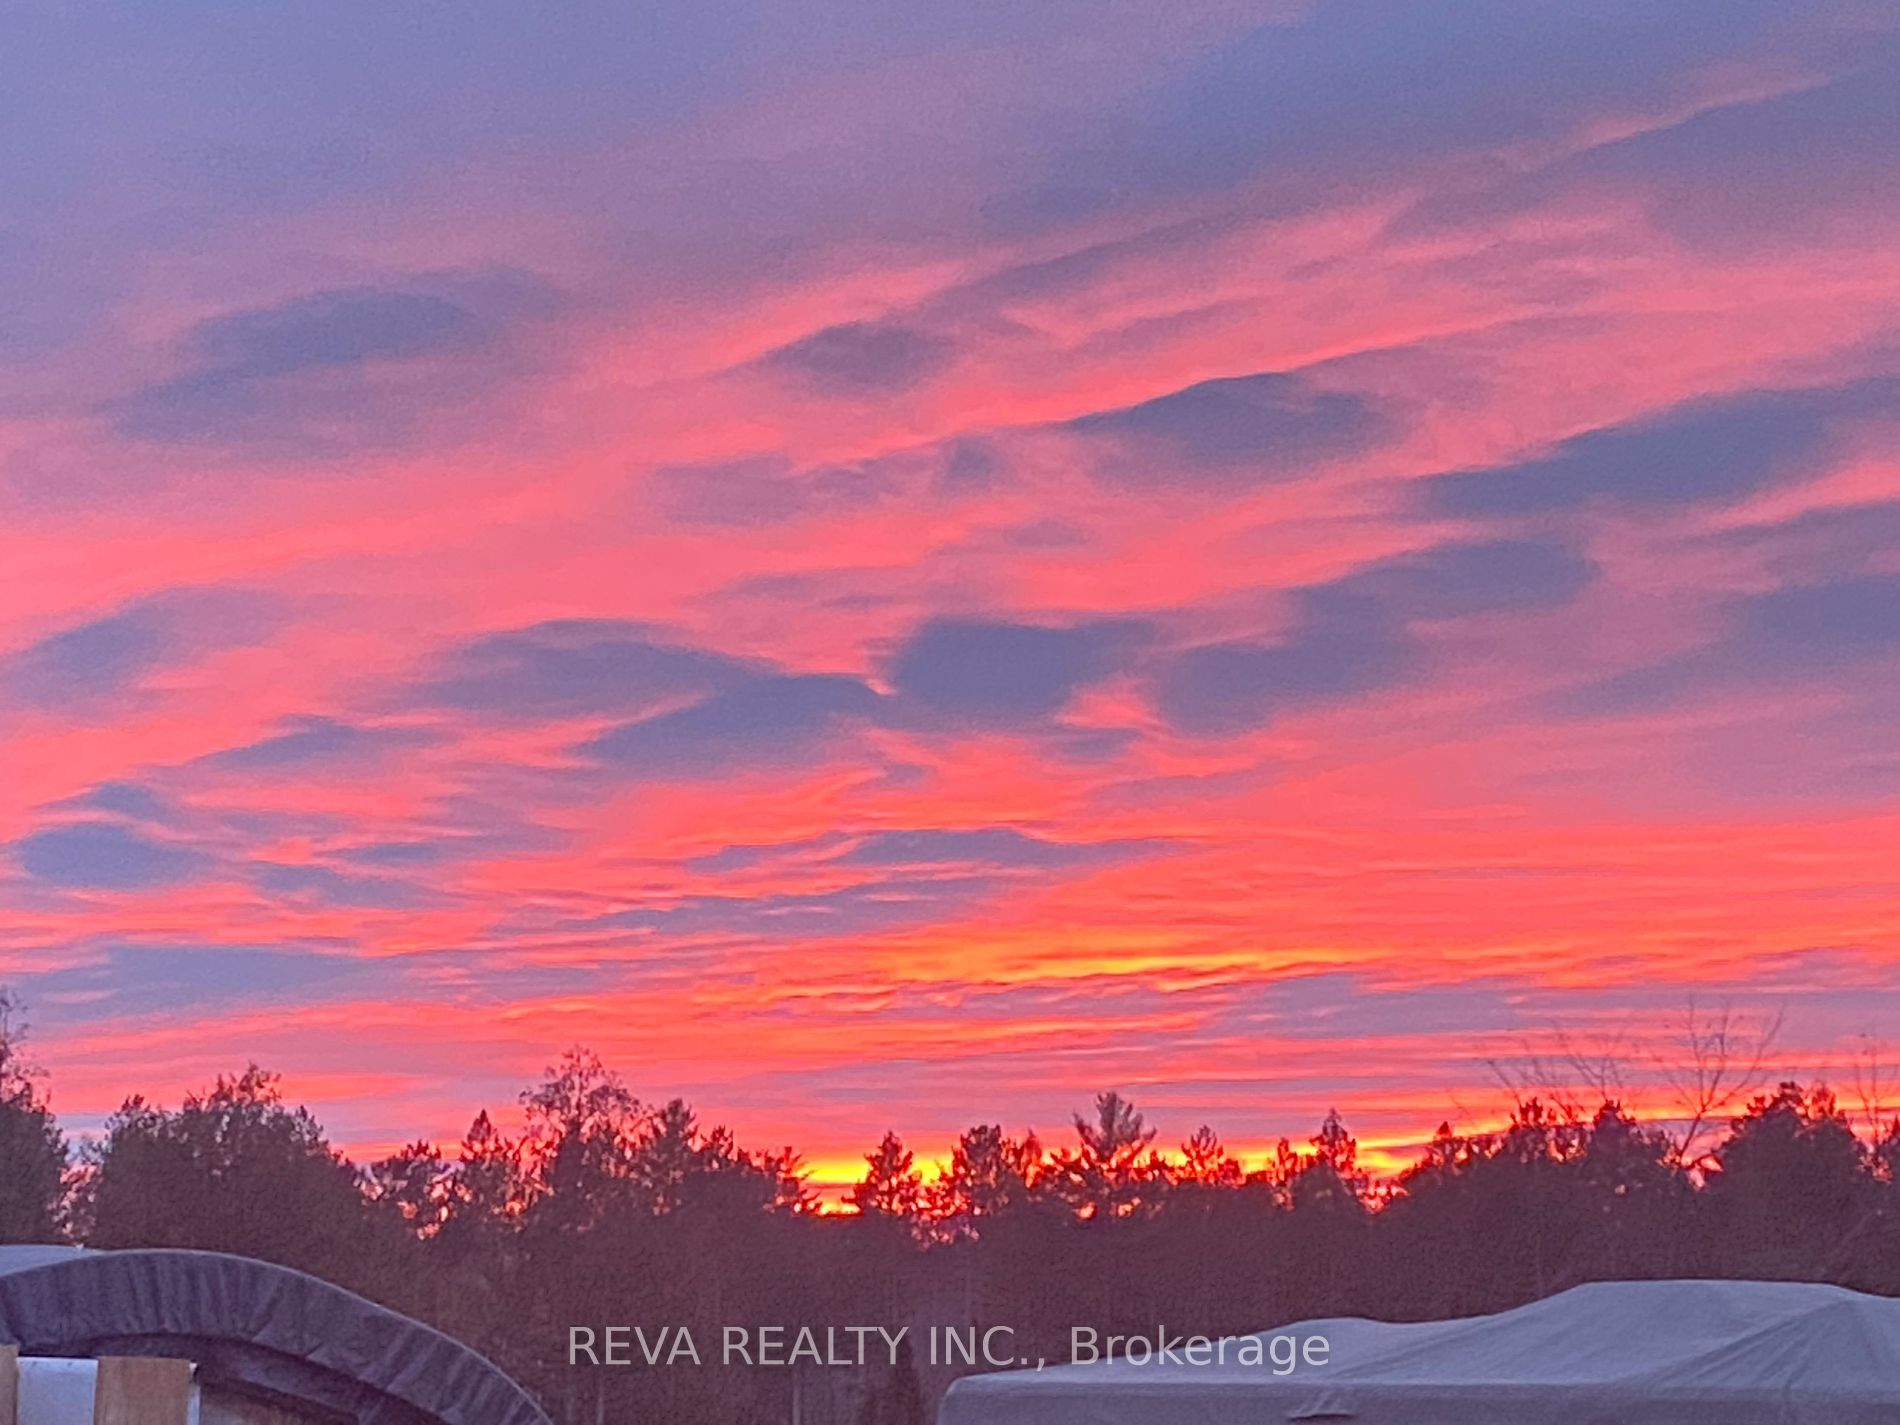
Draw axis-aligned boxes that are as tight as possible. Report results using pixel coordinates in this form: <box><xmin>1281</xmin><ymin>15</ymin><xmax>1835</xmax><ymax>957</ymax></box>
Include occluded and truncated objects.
<box><xmin>938</xmin><ymin>1278</ymin><xmax>1900</xmax><ymax>1425</ymax></box>
<box><xmin>0</xmin><ymin>1246</ymin><xmax>549</xmax><ymax>1425</ymax></box>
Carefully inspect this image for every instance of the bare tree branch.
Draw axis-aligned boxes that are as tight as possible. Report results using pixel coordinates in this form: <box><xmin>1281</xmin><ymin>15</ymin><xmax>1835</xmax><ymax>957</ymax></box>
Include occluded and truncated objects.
<box><xmin>1653</xmin><ymin>999</ymin><xmax>1784</xmax><ymax>1171</ymax></box>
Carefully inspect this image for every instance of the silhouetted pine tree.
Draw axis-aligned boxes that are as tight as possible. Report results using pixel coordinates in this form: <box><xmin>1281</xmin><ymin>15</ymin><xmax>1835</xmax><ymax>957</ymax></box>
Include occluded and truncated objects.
<box><xmin>77</xmin><ymin>1066</ymin><xmax>367</xmax><ymax>1282</ymax></box>
<box><xmin>0</xmin><ymin>994</ymin><xmax>66</xmax><ymax>1243</ymax></box>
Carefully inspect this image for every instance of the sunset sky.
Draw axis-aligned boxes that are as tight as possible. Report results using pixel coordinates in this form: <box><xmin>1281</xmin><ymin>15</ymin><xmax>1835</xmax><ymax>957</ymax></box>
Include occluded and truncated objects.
<box><xmin>3</xmin><ymin>1</ymin><xmax>1898</xmax><ymax>1187</ymax></box>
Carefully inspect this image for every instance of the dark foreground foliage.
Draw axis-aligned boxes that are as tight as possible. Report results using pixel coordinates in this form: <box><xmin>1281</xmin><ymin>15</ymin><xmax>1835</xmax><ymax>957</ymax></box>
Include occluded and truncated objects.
<box><xmin>4</xmin><ymin>1000</ymin><xmax>1897</xmax><ymax>1424</ymax></box>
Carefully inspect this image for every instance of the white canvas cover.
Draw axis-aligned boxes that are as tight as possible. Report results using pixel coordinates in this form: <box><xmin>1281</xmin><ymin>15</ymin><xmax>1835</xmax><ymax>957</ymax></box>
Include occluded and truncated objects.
<box><xmin>938</xmin><ymin>1279</ymin><xmax>1900</xmax><ymax>1424</ymax></box>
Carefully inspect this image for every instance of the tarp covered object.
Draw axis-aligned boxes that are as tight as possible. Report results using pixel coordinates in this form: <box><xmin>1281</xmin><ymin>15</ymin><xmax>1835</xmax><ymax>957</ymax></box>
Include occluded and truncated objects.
<box><xmin>938</xmin><ymin>1279</ymin><xmax>1900</xmax><ymax>1425</ymax></box>
<box><xmin>0</xmin><ymin>1246</ymin><xmax>550</xmax><ymax>1425</ymax></box>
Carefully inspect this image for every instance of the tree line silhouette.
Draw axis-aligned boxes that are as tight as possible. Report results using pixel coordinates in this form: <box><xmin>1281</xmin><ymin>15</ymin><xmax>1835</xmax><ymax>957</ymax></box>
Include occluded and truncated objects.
<box><xmin>2</xmin><ymin>994</ymin><xmax>1897</xmax><ymax>1424</ymax></box>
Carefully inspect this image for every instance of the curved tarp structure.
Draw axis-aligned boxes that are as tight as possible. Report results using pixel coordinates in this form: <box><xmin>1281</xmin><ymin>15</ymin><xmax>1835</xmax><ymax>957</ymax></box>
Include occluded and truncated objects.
<box><xmin>0</xmin><ymin>1246</ymin><xmax>549</xmax><ymax>1425</ymax></box>
<box><xmin>940</xmin><ymin>1279</ymin><xmax>1900</xmax><ymax>1425</ymax></box>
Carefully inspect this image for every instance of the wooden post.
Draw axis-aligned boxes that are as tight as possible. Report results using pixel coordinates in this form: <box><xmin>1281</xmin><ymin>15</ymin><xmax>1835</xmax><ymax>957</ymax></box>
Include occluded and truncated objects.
<box><xmin>0</xmin><ymin>1344</ymin><xmax>17</xmax><ymax>1425</ymax></box>
<box><xmin>93</xmin><ymin>1357</ymin><xmax>191</xmax><ymax>1425</ymax></box>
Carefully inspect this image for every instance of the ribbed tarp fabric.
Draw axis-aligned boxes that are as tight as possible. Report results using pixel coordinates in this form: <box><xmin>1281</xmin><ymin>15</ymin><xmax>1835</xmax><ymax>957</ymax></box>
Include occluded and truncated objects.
<box><xmin>940</xmin><ymin>1279</ymin><xmax>1900</xmax><ymax>1425</ymax></box>
<box><xmin>0</xmin><ymin>1246</ymin><xmax>549</xmax><ymax>1425</ymax></box>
